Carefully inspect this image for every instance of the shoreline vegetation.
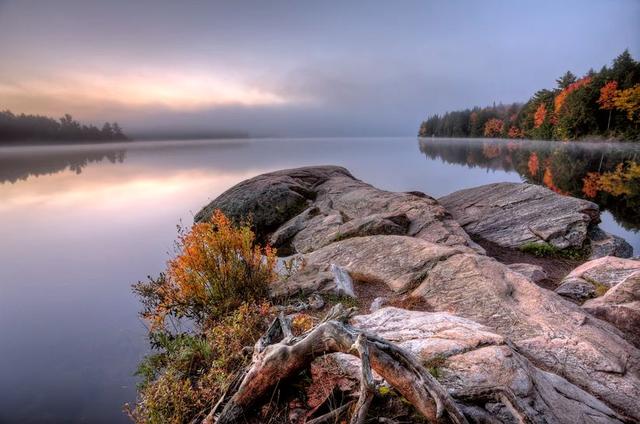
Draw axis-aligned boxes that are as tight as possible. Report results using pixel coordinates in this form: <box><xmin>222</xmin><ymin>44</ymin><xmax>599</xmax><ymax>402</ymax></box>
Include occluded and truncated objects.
<box><xmin>418</xmin><ymin>51</ymin><xmax>640</xmax><ymax>141</ymax></box>
<box><xmin>0</xmin><ymin>110</ymin><xmax>128</xmax><ymax>144</ymax></box>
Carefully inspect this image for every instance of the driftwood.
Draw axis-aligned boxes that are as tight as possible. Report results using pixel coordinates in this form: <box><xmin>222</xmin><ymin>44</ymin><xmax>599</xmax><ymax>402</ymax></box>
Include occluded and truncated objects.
<box><xmin>206</xmin><ymin>304</ymin><xmax>469</xmax><ymax>424</ymax></box>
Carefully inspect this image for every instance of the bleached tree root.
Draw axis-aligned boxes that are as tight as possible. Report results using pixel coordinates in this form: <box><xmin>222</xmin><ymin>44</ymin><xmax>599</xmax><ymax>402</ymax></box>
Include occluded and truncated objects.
<box><xmin>209</xmin><ymin>304</ymin><xmax>469</xmax><ymax>424</ymax></box>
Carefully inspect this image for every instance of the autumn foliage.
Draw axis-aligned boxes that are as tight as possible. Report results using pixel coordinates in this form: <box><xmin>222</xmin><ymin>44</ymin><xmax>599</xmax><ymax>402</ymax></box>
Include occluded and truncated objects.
<box><xmin>134</xmin><ymin>210</ymin><xmax>276</xmax><ymax>329</ymax></box>
<box><xmin>598</xmin><ymin>81</ymin><xmax>619</xmax><ymax>110</ymax></box>
<box><xmin>419</xmin><ymin>50</ymin><xmax>640</xmax><ymax>141</ymax></box>
<box><xmin>528</xmin><ymin>152</ymin><xmax>539</xmax><ymax>176</ymax></box>
<box><xmin>483</xmin><ymin>118</ymin><xmax>504</xmax><ymax>137</ymax></box>
<box><xmin>533</xmin><ymin>104</ymin><xmax>547</xmax><ymax>128</ymax></box>
<box><xmin>582</xmin><ymin>162</ymin><xmax>640</xmax><ymax>198</ymax></box>
<box><xmin>130</xmin><ymin>211</ymin><xmax>279</xmax><ymax>424</ymax></box>
<box><xmin>554</xmin><ymin>76</ymin><xmax>592</xmax><ymax>115</ymax></box>
<box><xmin>614</xmin><ymin>85</ymin><xmax>640</xmax><ymax>123</ymax></box>
<box><xmin>508</xmin><ymin>126</ymin><xmax>524</xmax><ymax>138</ymax></box>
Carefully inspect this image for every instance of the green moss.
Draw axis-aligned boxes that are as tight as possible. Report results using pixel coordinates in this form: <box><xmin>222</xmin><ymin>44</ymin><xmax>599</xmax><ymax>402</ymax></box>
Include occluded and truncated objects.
<box><xmin>378</xmin><ymin>386</ymin><xmax>394</xmax><ymax>397</ymax></box>
<box><xmin>519</xmin><ymin>242</ymin><xmax>588</xmax><ymax>260</ymax></box>
<box><xmin>423</xmin><ymin>355</ymin><xmax>447</xmax><ymax>380</ymax></box>
<box><xmin>322</xmin><ymin>293</ymin><xmax>359</xmax><ymax>308</ymax></box>
<box><xmin>520</xmin><ymin>242</ymin><xmax>559</xmax><ymax>257</ymax></box>
<box><xmin>583</xmin><ymin>276</ymin><xmax>610</xmax><ymax>297</ymax></box>
<box><xmin>594</xmin><ymin>282</ymin><xmax>610</xmax><ymax>297</ymax></box>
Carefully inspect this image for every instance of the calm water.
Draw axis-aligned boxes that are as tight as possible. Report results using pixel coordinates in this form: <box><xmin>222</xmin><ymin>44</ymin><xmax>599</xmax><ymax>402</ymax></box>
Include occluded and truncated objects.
<box><xmin>0</xmin><ymin>137</ymin><xmax>638</xmax><ymax>423</ymax></box>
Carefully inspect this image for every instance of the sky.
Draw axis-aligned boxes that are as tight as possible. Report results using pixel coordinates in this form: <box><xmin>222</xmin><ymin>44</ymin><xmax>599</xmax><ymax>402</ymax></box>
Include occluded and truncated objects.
<box><xmin>1</xmin><ymin>0</ymin><xmax>639</xmax><ymax>137</ymax></box>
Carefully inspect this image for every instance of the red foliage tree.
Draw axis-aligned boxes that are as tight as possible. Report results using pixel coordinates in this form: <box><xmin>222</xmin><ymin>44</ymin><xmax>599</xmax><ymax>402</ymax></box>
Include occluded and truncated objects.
<box><xmin>598</xmin><ymin>81</ymin><xmax>618</xmax><ymax>131</ymax></box>
<box><xmin>483</xmin><ymin>118</ymin><xmax>504</xmax><ymax>137</ymax></box>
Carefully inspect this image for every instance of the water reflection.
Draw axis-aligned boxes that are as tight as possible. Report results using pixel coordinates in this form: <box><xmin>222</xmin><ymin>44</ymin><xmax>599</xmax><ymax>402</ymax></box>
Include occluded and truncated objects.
<box><xmin>0</xmin><ymin>144</ymin><xmax>127</xmax><ymax>184</ymax></box>
<box><xmin>419</xmin><ymin>138</ymin><xmax>640</xmax><ymax>231</ymax></box>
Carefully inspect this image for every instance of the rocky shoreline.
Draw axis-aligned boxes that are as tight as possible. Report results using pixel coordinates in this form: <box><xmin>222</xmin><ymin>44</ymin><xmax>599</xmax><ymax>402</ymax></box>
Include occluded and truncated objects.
<box><xmin>196</xmin><ymin>165</ymin><xmax>639</xmax><ymax>423</ymax></box>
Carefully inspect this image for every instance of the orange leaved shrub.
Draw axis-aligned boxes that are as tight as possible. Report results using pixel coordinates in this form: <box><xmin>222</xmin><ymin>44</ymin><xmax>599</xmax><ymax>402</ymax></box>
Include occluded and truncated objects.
<box><xmin>134</xmin><ymin>209</ymin><xmax>277</xmax><ymax>329</ymax></box>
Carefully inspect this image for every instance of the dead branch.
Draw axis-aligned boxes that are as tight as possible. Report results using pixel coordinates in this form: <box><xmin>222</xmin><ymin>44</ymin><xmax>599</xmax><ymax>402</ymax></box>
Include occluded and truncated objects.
<box><xmin>210</xmin><ymin>304</ymin><xmax>469</xmax><ymax>424</ymax></box>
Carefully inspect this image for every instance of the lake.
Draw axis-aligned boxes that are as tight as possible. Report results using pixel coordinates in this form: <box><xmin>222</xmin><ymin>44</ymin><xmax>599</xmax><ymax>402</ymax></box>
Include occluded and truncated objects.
<box><xmin>0</xmin><ymin>137</ymin><xmax>638</xmax><ymax>423</ymax></box>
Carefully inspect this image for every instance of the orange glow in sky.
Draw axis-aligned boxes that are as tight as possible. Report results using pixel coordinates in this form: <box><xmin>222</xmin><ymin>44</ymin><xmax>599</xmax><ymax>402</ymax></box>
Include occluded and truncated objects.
<box><xmin>0</xmin><ymin>69</ymin><xmax>288</xmax><ymax>117</ymax></box>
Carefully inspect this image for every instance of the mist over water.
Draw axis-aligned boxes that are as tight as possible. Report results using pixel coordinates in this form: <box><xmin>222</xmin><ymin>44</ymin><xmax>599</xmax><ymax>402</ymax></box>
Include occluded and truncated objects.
<box><xmin>0</xmin><ymin>137</ymin><xmax>638</xmax><ymax>423</ymax></box>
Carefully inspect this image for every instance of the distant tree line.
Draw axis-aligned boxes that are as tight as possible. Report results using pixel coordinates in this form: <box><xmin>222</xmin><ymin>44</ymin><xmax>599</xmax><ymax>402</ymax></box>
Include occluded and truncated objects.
<box><xmin>419</xmin><ymin>50</ymin><xmax>640</xmax><ymax>141</ymax></box>
<box><xmin>0</xmin><ymin>110</ymin><xmax>128</xmax><ymax>144</ymax></box>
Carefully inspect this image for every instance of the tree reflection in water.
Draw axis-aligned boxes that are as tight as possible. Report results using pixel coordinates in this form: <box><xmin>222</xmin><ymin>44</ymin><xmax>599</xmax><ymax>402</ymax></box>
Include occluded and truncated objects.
<box><xmin>0</xmin><ymin>146</ymin><xmax>126</xmax><ymax>184</ymax></box>
<box><xmin>419</xmin><ymin>138</ymin><xmax>640</xmax><ymax>231</ymax></box>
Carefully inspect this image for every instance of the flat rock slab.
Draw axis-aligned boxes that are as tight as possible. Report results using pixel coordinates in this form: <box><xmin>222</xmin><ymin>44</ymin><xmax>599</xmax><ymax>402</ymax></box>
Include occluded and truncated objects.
<box><xmin>439</xmin><ymin>182</ymin><xmax>631</xmax><ymax>257</ymax></box>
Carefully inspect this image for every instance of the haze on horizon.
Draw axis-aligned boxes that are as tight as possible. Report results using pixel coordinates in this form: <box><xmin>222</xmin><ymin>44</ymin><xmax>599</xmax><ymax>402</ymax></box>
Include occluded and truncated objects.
<box><xmin>1</xmin><ymin>0</ymin><xmax>639</xmax><ymax>137</ymax></box>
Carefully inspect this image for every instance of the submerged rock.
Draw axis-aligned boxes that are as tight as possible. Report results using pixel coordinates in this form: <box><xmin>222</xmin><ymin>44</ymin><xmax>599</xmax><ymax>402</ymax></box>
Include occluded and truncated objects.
<box><xmin>438</xmin><ymin>182</ymin><xmax>632</xmax><ymax>258</ymax></box>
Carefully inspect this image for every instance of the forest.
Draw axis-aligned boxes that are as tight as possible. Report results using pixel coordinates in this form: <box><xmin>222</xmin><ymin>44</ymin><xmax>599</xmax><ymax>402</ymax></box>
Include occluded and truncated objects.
<box><xmin>418</xmin><ymin>51</ymin><xmax>640</xmax><ymax>141</ymax></box>
<box><xmin>0</xmin><ymin>110</ymin><xmax>128</xmax><ymax>144</ymax></box>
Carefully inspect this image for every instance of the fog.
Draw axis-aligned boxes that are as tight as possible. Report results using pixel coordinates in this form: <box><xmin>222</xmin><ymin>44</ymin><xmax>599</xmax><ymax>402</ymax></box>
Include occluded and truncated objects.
<box><xmin>1</xmin><ymin>0</ymin><xmax>639</xmax><ymax>136</ymax></box>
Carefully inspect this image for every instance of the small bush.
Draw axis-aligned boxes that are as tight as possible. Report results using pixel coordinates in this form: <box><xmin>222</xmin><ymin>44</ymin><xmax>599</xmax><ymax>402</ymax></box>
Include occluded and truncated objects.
<box><xmin>129</xmin><ymin>210</ymin><xmax>278</xmax><ymax>424</ymax></box>
<box><xmin>520</xmin><ymin>242</ymin><xmax>559</xmax><ymax>257</ymax></box>
<box><xmin>133</xmin><ymin>210</ymin><xmax>277</xmax><ymax>328</ymax></box>
<box><xmin>128</xmin><ymin>302</ymin><xmax>274</xmax><ymax>424</ymax></box>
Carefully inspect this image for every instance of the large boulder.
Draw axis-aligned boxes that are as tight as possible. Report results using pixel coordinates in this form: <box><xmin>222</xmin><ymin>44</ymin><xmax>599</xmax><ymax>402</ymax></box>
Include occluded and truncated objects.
<box><xmin>310</xmin><ymin>308</ymin><xmax>624</xmax><ymax>423</ymax></box>
<box><xmin>196</xmin><ymin>165</ymin><xmax>483</xmax><ymax>254</ymax></box>
<box><xmin>438</xmin><ymin>182</ymin><xmax>632</xmax><ymax>258</ymax></box>
<box><xmin>194</xmin><ymin>166</ymin><xmax>351</xmax><ymax>237</ymax></box>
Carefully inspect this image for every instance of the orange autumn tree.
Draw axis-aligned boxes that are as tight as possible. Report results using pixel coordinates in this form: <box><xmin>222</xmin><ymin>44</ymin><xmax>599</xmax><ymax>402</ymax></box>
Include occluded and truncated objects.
<box><xmin>613</xmin><ymin>84</ymin><xmax>640</xmax><ymax>124</ymax></box>
<box><xmin>483</xmin><ymin>118</ymin><xmax>504</xmax><ymax>137</ymax></box>
<box><xmin>533</xmin><ymin>103</ymin><xmax>547</xmax><ymax>128</ymax></box>
<box><xmin>134</xmin><ymin>210</ymin><xmax>277</xmax><ymax>329</ymax></box>
<box><xmin>554</xmin><ymin>76</ymin><xmax>593</xmax><ymax>116</ymax></box>
<box><xmin>598</xmin><ymin>81</ymin><xmax>619</xmax><ymax>131</ymax></box>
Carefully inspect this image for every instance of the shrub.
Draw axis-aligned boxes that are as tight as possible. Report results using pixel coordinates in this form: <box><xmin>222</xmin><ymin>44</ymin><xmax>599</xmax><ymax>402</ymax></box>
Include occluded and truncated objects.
<box><xmin>128</xmin><ymin>302</ymin><xmax>274</xmax><ymax>424</ymax></box>
<box><xmin>129</xmin><ymin>210</ymin><xmax>278</xmax><ymax>423</ymax></box>
<box><xmin>133</xmin><ymin>210</ymin><xmax>277</xmax><ymax>329</ymax></box>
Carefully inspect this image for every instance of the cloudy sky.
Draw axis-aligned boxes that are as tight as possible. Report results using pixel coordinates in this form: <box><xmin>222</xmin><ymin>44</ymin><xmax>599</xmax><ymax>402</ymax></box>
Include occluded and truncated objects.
<box><xmin>1</xmin><ymin>0</ymin><xmax>639</xmax><ymax>136</ymax></box>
